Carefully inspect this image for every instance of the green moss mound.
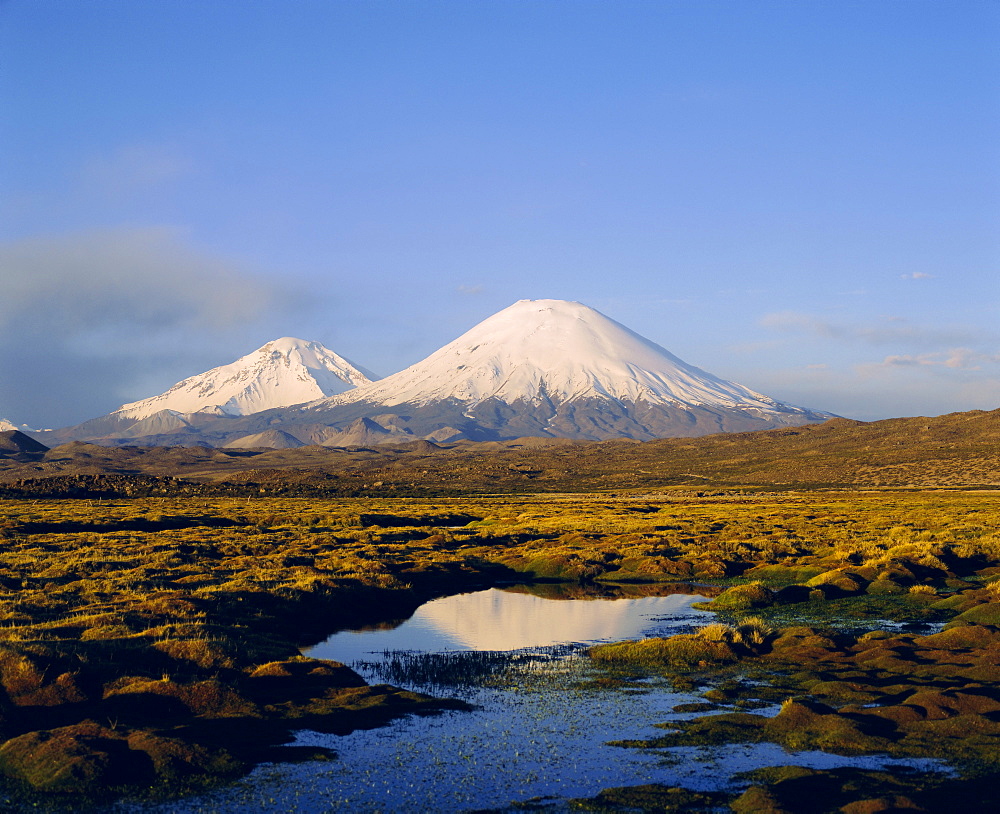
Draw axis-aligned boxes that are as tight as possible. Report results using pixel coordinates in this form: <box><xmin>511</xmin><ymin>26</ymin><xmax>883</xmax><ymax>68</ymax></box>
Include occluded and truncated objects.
<box><xmin>704</xmin><ymin>582</ymin><xmax>775</xmax><ymax>612</ymax></box>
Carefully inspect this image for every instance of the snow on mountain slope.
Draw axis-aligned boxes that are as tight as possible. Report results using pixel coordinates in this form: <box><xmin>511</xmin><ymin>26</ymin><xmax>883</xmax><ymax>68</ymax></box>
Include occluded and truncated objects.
<box><xmin>0</xmin><ymin>418</ymin><xmax>40</xmax><ymax>433</ymax></box>
<box><xmin>311</xmin><ymin>299</ymin><xmax>787</xmax><ymax>411</ymax></box>
<box><xmin>117</xmin><ymin>338</ymin><xmax>377</xmax><ymax>420</ymax></box>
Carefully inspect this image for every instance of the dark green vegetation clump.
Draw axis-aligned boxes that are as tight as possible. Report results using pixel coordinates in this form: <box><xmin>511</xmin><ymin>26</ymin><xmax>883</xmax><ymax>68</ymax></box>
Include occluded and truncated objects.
<box><xmin>701</xmin><ymin>581</ymin><xmax>775</xmax><ymax>612</ymax></box>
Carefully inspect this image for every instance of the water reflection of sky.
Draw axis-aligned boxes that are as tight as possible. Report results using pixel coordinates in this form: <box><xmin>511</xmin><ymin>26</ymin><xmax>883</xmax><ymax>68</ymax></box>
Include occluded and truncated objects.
<box><xmin>308</xmin><ymin>586</ymin><xmax>712</xmax><ymax>662</ymax></box>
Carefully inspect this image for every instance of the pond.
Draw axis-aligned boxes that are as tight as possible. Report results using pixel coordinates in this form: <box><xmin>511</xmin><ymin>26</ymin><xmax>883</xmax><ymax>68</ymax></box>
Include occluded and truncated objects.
<box><xmin>310</xmin><ymin>583</ymin><xmax>712</xmax><ymax>659</ymax></box>
<box><xmin>121</xmin><ymin>584</ymin><xmax>949</xmax><ymax>813</ymax></box>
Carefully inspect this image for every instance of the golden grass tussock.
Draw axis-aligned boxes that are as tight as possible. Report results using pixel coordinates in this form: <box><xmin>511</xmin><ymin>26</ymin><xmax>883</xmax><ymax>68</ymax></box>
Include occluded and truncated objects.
<box><xmin>590</xmin><ymin>634</ymin><xmax>739</xmax><ymax>668</ymax></box>
<box><xmin>694</xmin><ymin>623</ymin><xmax>732</xmax><ymax>643</ymax></box>
<box><xmin>152</xmin><ymin>638</ymin><xmax>237</xmax><ymax>671</ymax></box>
<box><xmin>104</xmin><ymin>677</ymin><xmax>259</xmax><ymax>718</ymax></box>
<box><xmin>590</xmin><ymin>616</ymin><xmax>776</xmax><ymax>670</ymax></box>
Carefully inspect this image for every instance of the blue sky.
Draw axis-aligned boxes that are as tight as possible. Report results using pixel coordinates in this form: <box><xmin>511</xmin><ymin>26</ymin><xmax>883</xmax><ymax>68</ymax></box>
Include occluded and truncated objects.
<box><xmin>2</xmin><ymin>0</ymin><xmax>998</xmax><ymax>427</ymax></box>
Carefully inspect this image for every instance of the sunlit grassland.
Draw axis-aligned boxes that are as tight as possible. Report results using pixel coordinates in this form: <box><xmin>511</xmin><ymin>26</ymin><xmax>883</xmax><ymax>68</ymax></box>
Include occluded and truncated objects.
<box><xmin>0</xmin><ymin>489</ymin><xmax>997</xmax><ymax>804</ymax></box>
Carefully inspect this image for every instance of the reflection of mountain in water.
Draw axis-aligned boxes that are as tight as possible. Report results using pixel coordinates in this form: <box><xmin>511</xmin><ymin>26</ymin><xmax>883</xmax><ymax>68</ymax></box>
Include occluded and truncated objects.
<box><xmin>309</xmin><ymin>586</ymin><xmax>710</xmax><ymax>664</ymax></box>
<box><xmin>411</xmin><ymin>588</ymin><xmax>704</xmax><ymax>651</ymax></box>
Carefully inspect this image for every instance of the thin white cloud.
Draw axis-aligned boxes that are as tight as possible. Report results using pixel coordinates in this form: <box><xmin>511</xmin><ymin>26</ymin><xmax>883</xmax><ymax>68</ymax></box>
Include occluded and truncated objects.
<box><xmin>759</xmin><ymin>311</ymin><xmax>841</xmax><ymax>337</ymax></box>
<box><xmin>759</xmin><ymin>311</ymin><xmax>988</xmax><ymax>347</ymax></box>
<box><xmin>873</xmin><ymin>349</ymin><xmax>1000</xmax><ymax>370</ymax></box>
<box><xmin>745</xmin><ymin>362</ymin><xmax>1000</xmax><ymax>421</ymax></box>
<box><xmin>80</xmin><ymin>143</ymin><xmax>194</xmax><ymax>197</ymax></box>
<box><xmin>728</xmin><ymin>339</ymin><xmax>782</xmax><ymax>354</ymax></box>
<box><xmin>899</xmin><ymin>272</ymin><xmax>934</xmax><ymax>280</ymax></box>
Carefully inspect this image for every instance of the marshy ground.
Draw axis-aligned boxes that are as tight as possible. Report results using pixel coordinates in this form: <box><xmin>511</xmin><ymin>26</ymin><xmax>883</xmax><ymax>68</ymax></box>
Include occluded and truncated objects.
<box><xmin>0</xmin><ymin>489</ymin><xmax>997</xmax><ymax>810</ymax></box>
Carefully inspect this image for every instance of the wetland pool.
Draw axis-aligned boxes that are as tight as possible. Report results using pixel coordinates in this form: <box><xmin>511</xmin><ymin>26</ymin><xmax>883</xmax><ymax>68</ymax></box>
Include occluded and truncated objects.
<box><xmin>121</xmin><ymin>585</ymin><xmax>950</xmax><ymax>813</ymax></box>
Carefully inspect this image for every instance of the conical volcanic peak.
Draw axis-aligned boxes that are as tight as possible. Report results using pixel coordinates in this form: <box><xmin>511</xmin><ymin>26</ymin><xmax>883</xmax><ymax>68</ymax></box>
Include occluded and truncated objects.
<box><xmin>317</xmin><ymin>299</ymin><xmax>782</xmax><ymax>410</ymax></box>
<box><xmin>117</xmin><ymin>337</ymin><xmax>377</xmax><ymax>420</ymax></box>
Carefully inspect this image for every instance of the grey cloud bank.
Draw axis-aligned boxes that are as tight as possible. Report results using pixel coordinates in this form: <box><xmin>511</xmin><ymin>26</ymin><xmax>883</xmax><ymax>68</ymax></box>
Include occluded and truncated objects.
<box><xmin>0</xmin><ymin>227</ymin><xmax>285</xmax><ymax>427</ymax></box>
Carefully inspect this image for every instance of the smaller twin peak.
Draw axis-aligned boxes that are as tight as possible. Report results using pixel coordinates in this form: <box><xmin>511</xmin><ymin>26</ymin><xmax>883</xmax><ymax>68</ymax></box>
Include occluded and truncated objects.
<box><xmin>116</xmin><ymin>337</ymin><xmax>377</xmax><ymax>420</ymax></box>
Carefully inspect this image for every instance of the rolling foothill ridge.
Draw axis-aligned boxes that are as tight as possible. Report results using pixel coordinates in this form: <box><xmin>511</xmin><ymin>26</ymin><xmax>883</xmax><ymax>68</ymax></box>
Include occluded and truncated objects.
<box><xmin>3</xmin><ymin>407</ymin><xmax>1000</xmax><ymax>495</ymax></box>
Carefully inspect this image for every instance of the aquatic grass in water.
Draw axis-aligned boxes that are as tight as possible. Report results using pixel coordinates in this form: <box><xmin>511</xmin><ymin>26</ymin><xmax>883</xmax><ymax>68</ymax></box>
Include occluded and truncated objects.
<box><xmin>354</xmin><ymin>645</ymin><xmax>581</xmax><ymax>692</ymax></box>
<box><xmin>745</xmin><ymin>594</ymin><xmax>951</xmax><ymax>634</ymax></box>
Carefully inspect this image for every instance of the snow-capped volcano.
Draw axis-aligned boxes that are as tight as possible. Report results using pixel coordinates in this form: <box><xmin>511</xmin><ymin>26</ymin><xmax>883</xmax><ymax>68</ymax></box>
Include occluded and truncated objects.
<box><xmin>314</xmin><ymin>299</ymin><xmax>783</xmax><ymax>410</ymax></box>
<box><xmin>48</xmin><ymin>301</ymin><xmax>834</xmax><ymax>446</ymax></box>
<box><xmin>256</xmin><ymin>299</ymin><xmax>833</xmax><ymax>443</ymax></box>
<box><xmin>116</xmin><ymin>337</ymin><xmax>376</xmax><ymax>420</ymax></box>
